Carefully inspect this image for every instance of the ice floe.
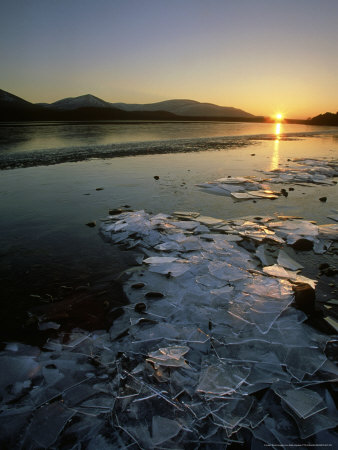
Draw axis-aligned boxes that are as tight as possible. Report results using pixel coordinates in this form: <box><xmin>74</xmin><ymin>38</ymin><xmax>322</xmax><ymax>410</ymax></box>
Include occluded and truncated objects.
<box><xmin>198</xmin><ymin>158</ymin><xmax>338</xmax><ymax>200</ymax></box>
<box><xmin>1</xmin><ymin>209</ymin><xmax>337</xmax><ymax>448</ymax></box>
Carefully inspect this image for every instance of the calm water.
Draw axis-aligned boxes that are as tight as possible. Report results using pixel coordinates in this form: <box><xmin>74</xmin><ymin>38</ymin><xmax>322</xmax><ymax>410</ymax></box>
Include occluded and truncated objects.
<box><xmin>0</xmin><ymin>120</ymin><xmax>336</xmax><ymax>155</ymax></box>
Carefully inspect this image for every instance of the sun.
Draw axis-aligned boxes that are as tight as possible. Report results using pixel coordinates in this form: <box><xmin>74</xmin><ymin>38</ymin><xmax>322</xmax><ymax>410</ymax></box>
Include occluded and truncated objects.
<box><xmin>275</xmin><ymin>113</ymin><xmax>283</xmax><ymax>121</ymax></box>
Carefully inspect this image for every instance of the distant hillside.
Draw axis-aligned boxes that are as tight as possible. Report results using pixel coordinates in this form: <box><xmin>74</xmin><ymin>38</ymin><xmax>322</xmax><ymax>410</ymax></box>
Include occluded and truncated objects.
<box><xmin>0</xmin><ymin>88</ymin><xmax>255</xmax><ymax>121</ymax></box>
<box><xmin>112</xmin><ymin>99</ymin><xmax>254</xmax><ymax>118</ymax></box>
<box><xmin>309</xmin><ymin>112</ymin><xmax>338</xmax><ymax>126</ymax></box>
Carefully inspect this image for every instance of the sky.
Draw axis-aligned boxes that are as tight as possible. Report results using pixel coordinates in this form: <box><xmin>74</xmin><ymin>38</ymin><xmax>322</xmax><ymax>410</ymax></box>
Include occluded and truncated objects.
<box><xmin>1</xmin><ymin>0</ymin><xmax>337</xmax><ymax>118</ymax></box>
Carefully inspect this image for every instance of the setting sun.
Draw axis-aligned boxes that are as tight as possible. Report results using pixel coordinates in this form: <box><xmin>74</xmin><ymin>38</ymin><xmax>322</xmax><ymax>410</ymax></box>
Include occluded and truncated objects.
<box><xmin>275</xmin><ymin>113</ymin><xmax>283</xmax><ymax>121</ymax></box>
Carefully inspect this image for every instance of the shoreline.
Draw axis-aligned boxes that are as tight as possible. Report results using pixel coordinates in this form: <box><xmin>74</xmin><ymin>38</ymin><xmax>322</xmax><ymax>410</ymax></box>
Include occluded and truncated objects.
<box><xmin>0</xmin><ymin>138</ymin><xmax>251</xmax><ymax>170</ymax></box>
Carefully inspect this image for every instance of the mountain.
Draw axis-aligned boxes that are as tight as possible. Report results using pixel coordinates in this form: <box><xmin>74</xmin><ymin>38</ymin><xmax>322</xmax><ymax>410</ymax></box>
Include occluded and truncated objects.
<box><xmin>0</xmin><ymin>89</ymin><xmax>255</xmax><ymax>121</ymax></box>
<box><xmin>112</xmin><ymin>99</ymin><xmax>253</xmax><ymax>118</ymax></box>
<box><xmin>48</xmin><ymin>94</ymin><xmax>113</xmax><ymax>110</ymax></box>
<box><xmin>41</xmin><ymin>95</ymin><xmax>253</xmax><ymax>118</ymax></box>
<box><xmin>0</xmin><ymin>88</ymin><xmax>37</xmax><ymax>110</ymax></box>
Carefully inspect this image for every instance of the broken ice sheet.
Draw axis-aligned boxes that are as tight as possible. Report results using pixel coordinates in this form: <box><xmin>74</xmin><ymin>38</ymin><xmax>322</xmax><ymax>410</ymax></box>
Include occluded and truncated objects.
<box><xmin>255</xmin><ymin>244</ymin><xmax>276</xmax><ymax>266</ymax></box>
<box><xmin>241</xmin><ymin>276</ymin><xmax>293</xmax><ymax>299</ymax></box>
<box><xmin>147</xmin><ymin>345</ymin><xmax>190</xmax><ymax>368</ymax></box>
<box><xmin>144</xmin><ymin>256</ymin><xmax>178</xmax><ymax>264</ymax></box>
<box><xmin>23</xmin><ymin>401</ymin><xmax>75</xmax><ymax>448</ymax></box>
<box><xmin>193</xmin><ymin>215</ymin><xmax>226</xmax><ymax>226</ymax></box>
<box><xmin>62</xmin><ymin>383</ymin><xmax>95</xmax><ymax>407</ymax></box>
<box><xmin>173</xmin><ymin>211</ymin><xmax>200</xmax><ymax>219</ymax></box>
<box><xmin>196</xmin><ymin>274</ymin><xmax>230</xmax><ymax>288</ymax></box>
<box><xmin>152</xmin><ymin>415</ymin><xmax>182</xmax><ymax>445</ymax></box>
<box><xmin>215</xmin><ymin>340</ymin><xmax>285</xmax><ymax>366</ymax></box>
<box><xmin>248</xmin><ymin>189</ymin><xmax>279</xmax><ymax>199</ymax></box>
<box><xmin>262</xmin><ymin>264</ymin><xmax>317</xmax><ymax>289</ymax></box>
<box><xmin>272</xmin><ymin>382</ymin><xmax>323</xmax><ymax>419</ymax></box>
<box><xmin>231</xmin><ymin>192</ymin><xmax>259</xmax><ymax>200</ymax></box>
<box><xmin>263</xmin><ymin>264</ymin><xmax>299</xmax><ymax>279</ymax></box>
<box><xmin>197</xmin><ymin>363</ymin><xmax>250</xmax><ymax>396</ymax></box>
<box><xmin>269</xmin><ymin>219</ymin><xmax>319</xmax><ymax>244</ymax></box>
<box><xmin>282</xmin><ymin>400</ymin><xmax>338</xmax><ymax>439</ymax></box>
<box><xmin>277</xmin><ymin>250</ymin><xmax>304</xmax><ymax>270</ymax></box>
<box><xmin>96</xmin><ymin>209</ymin><xmax>338</xmax><ymax>446</ymax></box>
<box><xmin>208</xmin><ymin>260</ymin><xmax>250</xmax><ymax>282</ymax></box>
<box><xmin>285</xmin><ymin>346</ymin><xmax>327</xmax><ymax>381</ymax></box>
<box><xmin>245</xmin><ymin>363</ymin><xmax>291</xmax><ymax>386</ymax></box>
<box><xmin>148</xmin><ymin>261</ymin><xmax>191</xmax><ymax>277</ymax></box>
<box><xmin>211</xmin><ymin>396</ymin><xmax>254</xmax><ymax>430</ymax></box>
<box><xmin>154</xmin><ymin>240</ymin><xmax>181</xmax><ymax>251</ymax></box>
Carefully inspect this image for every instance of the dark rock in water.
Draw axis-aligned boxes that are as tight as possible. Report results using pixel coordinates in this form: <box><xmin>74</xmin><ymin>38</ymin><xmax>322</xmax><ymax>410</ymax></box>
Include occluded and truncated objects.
<box><xmin>281</xmin><ymin>188</ymin><xmax>288</xmax><ymax>197</ymax></box>
<box><xmin>289</xmin><ymin>187</ymin><xmax>295</xmax><ymax>191</ymax></box>
<box><xmin>85</xmin><ymin>221</ymin><xmax>96</xmax><ymax>227</ymax></box>
<box><xmin>131</xmin><ymin>282</ymin><xmax>145</xmax><ymax>289</ymax></box>
<box><xmin>292</xmin><ymin>238</ymin><xmax>314</xmax><ymax>251</ymax></box>
<box><xmin>109</xmin><ymin>208</ymin><xmax>123</xmax><ymax>215</ymax></box>
<box><xmin>293</xmin><ymin>283</ymin><xmax>315</xmax><ymax>314</ymax></box>
<box><xmin>135</xmin><ymin>302</ymin><xmax>147</xmax><ymax>313</ymax></box>
<box><xmin>109</xmin><ymin>207</ymin><xmax>132</xmax><ymax>215</ymax></box>
<box><xmin>96</xmin><ymin>187</ymin><xmax>104</xmax><ymax>191</ymax></box>
<box><xmin>145</xmin><ymin>291</ymin><xmax>164</xmax><ymax>299</ymax></box>
<box><xmin>319</xmin><ymin>197</ymin><xmax>327</xmax><ymax>202</ymax></box>
<box><xmin>154</xmin><ymin>175</ymin><xmax>160</xmax><ymax>180</ymax></box>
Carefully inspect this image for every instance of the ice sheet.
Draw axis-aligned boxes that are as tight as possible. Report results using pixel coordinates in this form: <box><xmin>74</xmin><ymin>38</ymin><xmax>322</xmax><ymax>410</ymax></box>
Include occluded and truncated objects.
<box><xmin>2</xmin><ymin>205</ymin><xmax>337</xmax><ymax>448</ymax></box>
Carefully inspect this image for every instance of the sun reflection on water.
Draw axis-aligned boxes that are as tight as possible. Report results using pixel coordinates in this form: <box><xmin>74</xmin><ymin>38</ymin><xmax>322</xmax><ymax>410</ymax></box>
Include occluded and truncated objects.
<box><xmin>270</xmin><ymin>122</ymin><xmax>282</xmax><ymax>170</ymax></box>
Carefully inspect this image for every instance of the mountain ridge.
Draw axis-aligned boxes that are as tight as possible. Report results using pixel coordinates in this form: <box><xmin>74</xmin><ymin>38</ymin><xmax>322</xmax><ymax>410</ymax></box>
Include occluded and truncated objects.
<box><xmin>43</xmin><ymin>94</ymin><xmax>254</xmax><ymax>118</ymax></box>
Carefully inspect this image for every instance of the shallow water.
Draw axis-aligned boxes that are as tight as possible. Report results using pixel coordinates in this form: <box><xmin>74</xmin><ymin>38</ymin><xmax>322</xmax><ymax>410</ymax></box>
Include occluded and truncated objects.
<box><xmin>0</xmin><ymin>120</ymin><xmax>336</xmax><ymax>155</ymax></box>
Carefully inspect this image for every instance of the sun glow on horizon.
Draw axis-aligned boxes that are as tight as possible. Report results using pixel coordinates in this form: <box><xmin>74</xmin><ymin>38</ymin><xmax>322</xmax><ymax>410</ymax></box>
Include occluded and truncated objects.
<box><xmin>273</xmin><ymin>113</ymin><xmax>283</xmax><ymax>121</ymax></box>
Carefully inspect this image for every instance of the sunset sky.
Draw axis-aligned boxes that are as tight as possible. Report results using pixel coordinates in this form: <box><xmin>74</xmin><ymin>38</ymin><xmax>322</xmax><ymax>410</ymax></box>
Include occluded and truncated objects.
<box><xmin>1</xmin><ymin>0</ymin><xmax>337</xmax><ymax>118</ymax></box>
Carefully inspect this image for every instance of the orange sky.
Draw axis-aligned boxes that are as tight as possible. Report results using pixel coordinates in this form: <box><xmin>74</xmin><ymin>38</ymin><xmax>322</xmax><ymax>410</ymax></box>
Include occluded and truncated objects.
<box><xmin>1</xmin><ymin>0</ymin><xmax>337</xmax><ymax>119</ymax></box>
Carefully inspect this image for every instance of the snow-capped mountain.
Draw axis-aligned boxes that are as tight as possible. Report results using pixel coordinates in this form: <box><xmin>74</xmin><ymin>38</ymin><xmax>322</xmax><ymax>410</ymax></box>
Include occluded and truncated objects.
<box><xmin>43</xmin><ymin>94</ymin><xmax>253</xmax><ymax>117</ymax></box>
<box><xmin>112</xmin><ymin>99</ymin><xmax>253</xmax><ymax>118</ymax></box>
<box><xmin>48</xmin><ymin>94</ymin><xmax>113</xmax><ymax>110</ymax></box>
